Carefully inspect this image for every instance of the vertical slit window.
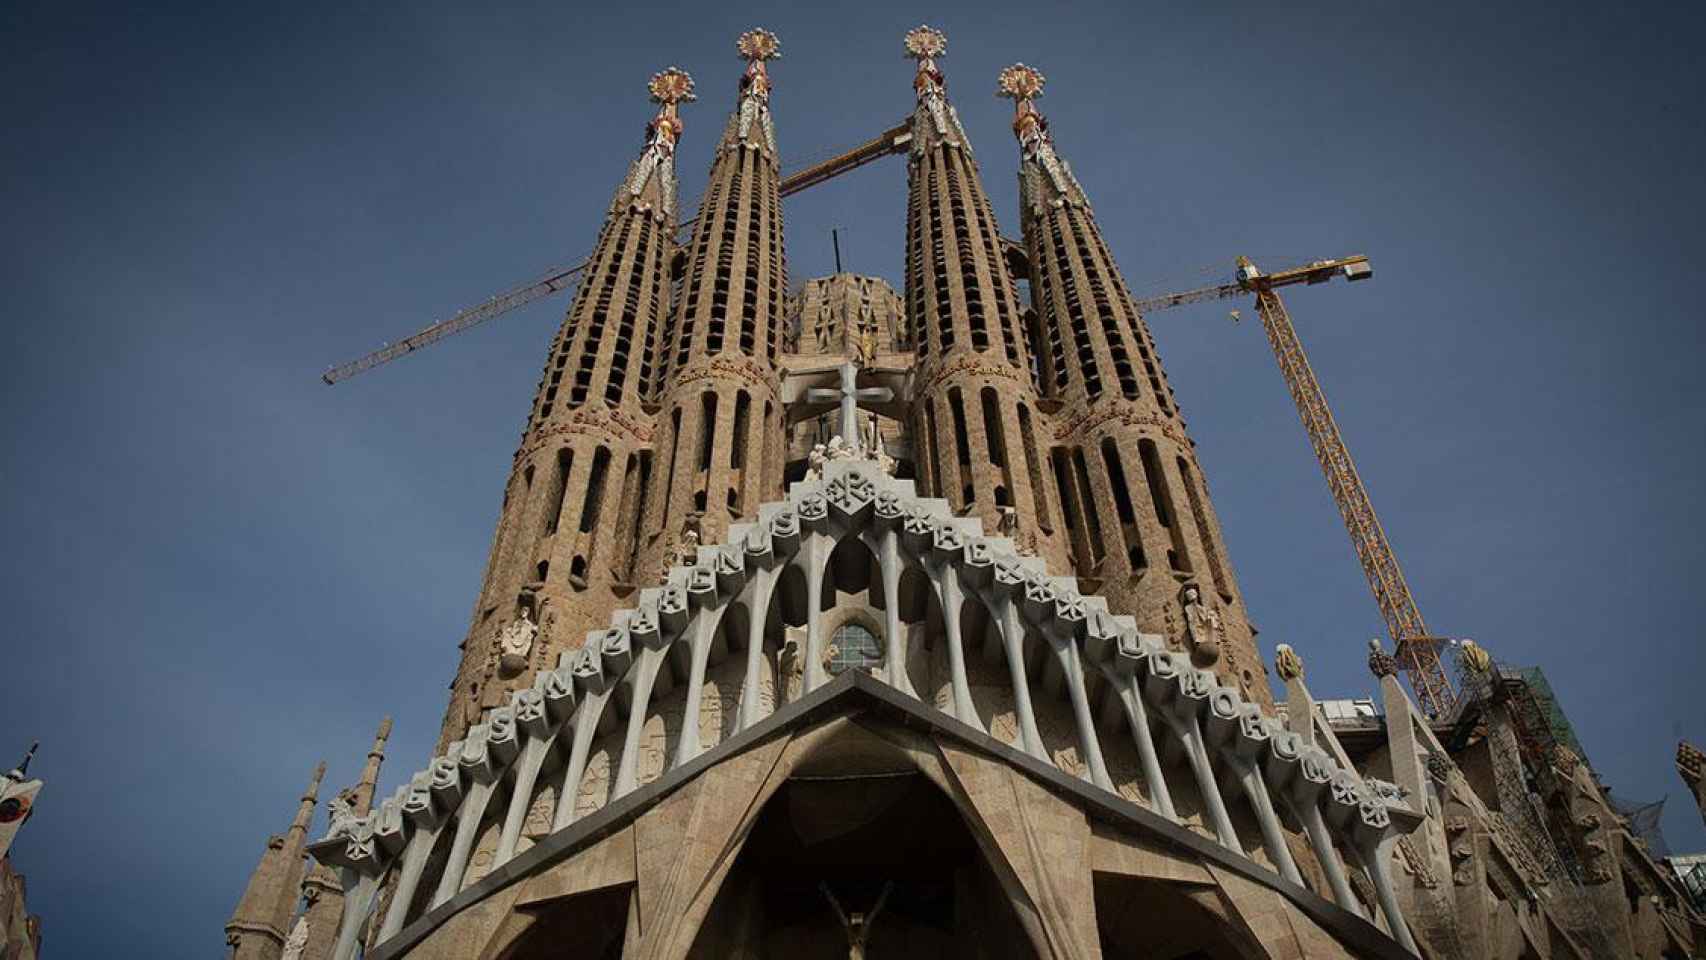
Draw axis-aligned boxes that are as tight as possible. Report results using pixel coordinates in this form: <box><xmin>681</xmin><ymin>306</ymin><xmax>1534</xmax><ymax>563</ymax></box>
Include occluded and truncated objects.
<box><xmin>656</xmin><ymin>407</ymin><xmax>682</xmax><ymax>536</ymax></box>
<box><xmin>925</xmin><ymin>402</ymin><xmax>945</xmax><ymax>501</ymax></box>
<box><xmin>730</xmin><ymin>390</ymin><xmax>751</xmax><ymax>468</ymax></box>
<box><xmin>1071</xmin><ymin>447</ymin><xmax>1106</xmax><ymax>563</ymax></box>
<box><xmin>543</xmin><ymin>449</ymin><xmax>572</xmax><ymax>534</ymax></box>
<box><xmin>579</xmin><ymin>447</ymin><xmax>611</xmax><ymax>535</ymax></box>
<box><xmin>1178</xmin><ymin>456</ymin><xmax>1230</xmax><ymax>599</ymax></box>
<box><xmin>1051</xmin><ymin>447</ymin><xmax>1087</xmax><ymax>572</ymax></box>
<box><xmin>1102</xmin><ymin>439</ymin><xmax>1146</xmax><ymax>573</ymax></box>
<box><xmin>1138</xmin><ymin>439</ymin><xmax>1191</xmax><ymax>572</ymax></box>
<box><xmin>1018</xmin><ymin>405</ymin><xmax>1051</xmax><ymax>532</ymax></box>
<box><xmin>698</xmin><ymin>392</ymin><xmax>719</xmax><ymax>470</ymax></box>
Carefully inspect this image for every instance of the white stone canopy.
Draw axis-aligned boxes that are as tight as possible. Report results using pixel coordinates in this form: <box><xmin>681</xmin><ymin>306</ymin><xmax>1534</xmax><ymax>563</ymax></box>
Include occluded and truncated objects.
<box><xmin>309</xmin><ymin>459</ymin><xmax>1421</xmax><ymax>958</ymax></box>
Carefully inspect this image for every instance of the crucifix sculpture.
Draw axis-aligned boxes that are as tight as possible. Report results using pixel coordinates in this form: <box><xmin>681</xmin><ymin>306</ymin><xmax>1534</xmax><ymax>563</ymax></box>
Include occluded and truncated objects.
<box><xmin>820</xmin><ymin>880</ymin><xmax>893</xmax><ymax>960</ymax></box>
<box><xmin>803</xmin><ymin>361</ymin><xmax>893</xmax><ymax>455</ymax></box>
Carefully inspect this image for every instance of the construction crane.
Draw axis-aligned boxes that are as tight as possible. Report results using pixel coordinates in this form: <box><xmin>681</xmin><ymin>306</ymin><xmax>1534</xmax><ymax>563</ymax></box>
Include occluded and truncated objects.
<box><xmin>1131</xmin><ymin>255</ymin><xmax>1457</xmax><ymax>719</ymax></box>
<box><xmin>321</xmin><ymin>123</ymin><xmax>911</xmax><ymax>385</ymax></box>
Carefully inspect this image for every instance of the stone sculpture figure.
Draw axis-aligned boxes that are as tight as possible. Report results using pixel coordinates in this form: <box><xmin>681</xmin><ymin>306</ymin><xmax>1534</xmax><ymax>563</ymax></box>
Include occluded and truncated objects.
<box><xmin>1181</xmin><ymin>584</ymin><xmax>1224</xmax><ymax>666</ymax></box>
<box><xmin>862</xmin><ymin>413</ymin><xmax>881</xmax><ymax>456</ymax></box>
<box><xmin>280</xmin><ymin>915</ymin><xmax>310</xmax><ymax>960</ymax></box>
<box><xmin>807</xmin><ymin>443</ymin><xmax>829</xmax><ymax>480</ymax></box>
<box><xmin>821</xmin><ymin>880</ymin><xmax>893</xmax><ymax>960</ymax></box>
<box><xmin>498</xmin><ymin>608</ymin><xmax>538</xmax><ymax>676</ymax></box>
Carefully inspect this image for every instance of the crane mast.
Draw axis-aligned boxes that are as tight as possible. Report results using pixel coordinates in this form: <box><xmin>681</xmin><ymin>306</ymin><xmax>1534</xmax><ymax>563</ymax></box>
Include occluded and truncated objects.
<box><xmin>1240</xmin><ymin>259</ymin><xmax>1455</xmax><ymax>717</ymax></box>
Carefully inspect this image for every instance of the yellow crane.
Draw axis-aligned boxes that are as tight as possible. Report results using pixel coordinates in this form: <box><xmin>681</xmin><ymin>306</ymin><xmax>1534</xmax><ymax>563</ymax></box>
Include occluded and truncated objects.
<box><xmin>1130</xmin><ymin>255</ymin><xmax>1457</xmax><ymax>718</ymax></box>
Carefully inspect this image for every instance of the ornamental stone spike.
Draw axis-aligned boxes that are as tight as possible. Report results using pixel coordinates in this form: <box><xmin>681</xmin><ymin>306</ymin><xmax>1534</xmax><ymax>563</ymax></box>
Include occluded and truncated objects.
<box><xmin>351</xmin><ymin>715</ymin><xmax>391</xmax><ymax>817</ymax></box>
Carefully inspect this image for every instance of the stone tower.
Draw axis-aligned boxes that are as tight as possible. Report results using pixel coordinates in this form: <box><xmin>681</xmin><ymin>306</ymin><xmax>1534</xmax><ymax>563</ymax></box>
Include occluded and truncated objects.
<box><xmin>226</xmin><ymin>761</ymin><xmax>323</xmax><ymax>960</ymax></box>
<box><xmin>437</xmin><ymin>68</ymin><xmax>697</xmax><ymax>745</ymax></box>
<box><xmin>998</xmin><ymin>63</ymin><xmax>1264</xmax><ymax>702</ymax></box>
<box><xmin>900</xmin><ymin>28</ymin><xmax>1061</xmax><ymax>570</ymax></box>
<box><xmin>638</xmin><ymin>28</ymin><xmax>790</xmax><ymax>576</ymax></box>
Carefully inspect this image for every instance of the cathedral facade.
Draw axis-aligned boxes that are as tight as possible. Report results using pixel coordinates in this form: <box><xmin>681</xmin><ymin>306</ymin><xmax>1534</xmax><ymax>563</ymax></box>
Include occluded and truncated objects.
<box><xmin>227</xmin><ymin>26</ymin><xmax>1705</xmax><ymax>960</ymax></box>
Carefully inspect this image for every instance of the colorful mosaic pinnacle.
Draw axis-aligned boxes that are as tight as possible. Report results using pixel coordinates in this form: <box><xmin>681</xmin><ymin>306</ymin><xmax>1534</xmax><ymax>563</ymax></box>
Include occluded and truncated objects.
<box><xmin>996</xmin><ymin>62</ymin><xmax>1045</xmax><ymax>102</ymax></box>
<box><xmin>903</xmin><ymin>24</ymin><xmax>947</xmax><ymax>60</ymax></box>
<box><xmin>646</xmin><ymin>67</ymin><xmax>695</xmax><ymax>105</ymax></box>
<box><xmin>736</xmin><ymin>27</ymin><xmax>781</xmax><ymax>62</ymax></box>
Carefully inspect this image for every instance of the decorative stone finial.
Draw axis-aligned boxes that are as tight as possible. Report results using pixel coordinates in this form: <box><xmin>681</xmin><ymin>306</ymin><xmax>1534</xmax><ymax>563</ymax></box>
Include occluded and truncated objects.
<box><xmin>648</xmin><ymin>67</ymin><xmax>697</xmax><ymax>105</ymax></box>
<box><xmin>1458</xmin><ymin>639</ymin><xmax>1492</xmax><ymax>675</ymax></box>
<box><xmin>996</xmin><ymin>63</ymin><xmax>1045</xmax><ymax>103</ymax></box>
<box><xmin>903</xmin><ymin>25</ymin><xmax>947</xmax><ymax>61</ymax></box>
<box><xmin>1367</xmin><ymin>638</ymin><xmax>1399</xmax><ymax>679</ymax></box>
<box><xmin>731</xmin><ymin>30</ymin><xmax>780</xmax><ymax>156</ymax></box>
<box><xmin>737</xmin><ymin>28</ymin><xmax>781</xmax><ymax>63</ymax></box>
<box><xmin>1273</xmin><ymin>643</ymin><xmax>1304</xmax><ymax>682</ymax></box>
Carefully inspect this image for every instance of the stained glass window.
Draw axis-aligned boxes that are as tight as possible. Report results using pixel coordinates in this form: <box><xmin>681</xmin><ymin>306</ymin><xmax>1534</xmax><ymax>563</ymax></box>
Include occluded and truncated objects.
<box><xmin>828</xmin><ymin>623</ymin><xmax>883</xmax><ymax>675</ymax></box>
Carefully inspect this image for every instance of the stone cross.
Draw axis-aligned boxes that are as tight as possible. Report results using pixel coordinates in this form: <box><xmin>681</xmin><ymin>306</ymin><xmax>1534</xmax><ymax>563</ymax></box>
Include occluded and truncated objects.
<box><xmin>804</xmin><ymin>361</ymin><xmax>892</xmax><ymax>454</ymax></box>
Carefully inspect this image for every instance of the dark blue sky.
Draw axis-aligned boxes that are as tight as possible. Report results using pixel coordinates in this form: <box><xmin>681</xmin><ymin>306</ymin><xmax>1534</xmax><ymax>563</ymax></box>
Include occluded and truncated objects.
<box><xmin>4</xmin><ymin>1</ymin><xmax>1703</xmax><ymax>954</ymax></box>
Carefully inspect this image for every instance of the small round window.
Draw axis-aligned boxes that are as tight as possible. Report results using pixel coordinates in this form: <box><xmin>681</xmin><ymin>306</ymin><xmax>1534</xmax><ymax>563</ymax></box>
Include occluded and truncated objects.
<box><xmin>828</xmin><ymin>623</ymin><xmax>883</xmax><ymax>675</ymax></box>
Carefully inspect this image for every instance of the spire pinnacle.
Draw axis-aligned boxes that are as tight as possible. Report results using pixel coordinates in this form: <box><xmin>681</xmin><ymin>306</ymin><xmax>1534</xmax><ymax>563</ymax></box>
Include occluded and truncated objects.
<box><xmin>903</xmin><ymin>26</ymin><xmax>968</xmax><ymax>152</ymax></box>
<box><xmin>4</xmin><ymin>741</ymin><xmax>37</xmax><ymax>781</ymax></box>
<box><xmin>625</xmin><ymin>67</ymin><xmax>695</xmax><ymax>219</ymax></box>
<box><xmin>729</xmin><ymin>29</ymin><xmax>781</xmax><ymax>156</ymax></box>
<box><xmin>996</xmin><ymin>62</ymin><xmax>1046</xmax><ymax>134</ymax></box>
<box><xmin>904</xmin><ymin>25</ymin><xmax>948</xmax><ymax>96</ymax></box>
<box><xmin>304</xmin><ymin>760</ymin><xmax>326</xmax><ymax>799</ymax></box>
<box><xmin>292</xmin><ymin>761</ymin><xmax>325</xmax><ymax>830</ymax></box>
<box><xmin>998</xmin><ymin>62</ymin><xmax>1084</xmax><ymax>209</ymax></box>
<box><xmin>370</xmin><ymin>715</ymin><xmax>393</xmax><ymax>755</ymax></box>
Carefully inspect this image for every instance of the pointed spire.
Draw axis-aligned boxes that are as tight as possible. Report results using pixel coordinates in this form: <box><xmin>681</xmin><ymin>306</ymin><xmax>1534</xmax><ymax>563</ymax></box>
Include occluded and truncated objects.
<box><xmin>729</xmin><ymin>28</ymin><xmax>781</xmax><ymax>157</ymax></box>
<box><xmin>227</xmin><ymin>758</ymin><xmax>326</xmax><ymax>959</ymax></box>
<box><xmin>350</xmin><ymin>716</ymin><xmax>390</xmax><ymax>817</ymax></box>
<box><xmin>903</xmin><ymin>26</ymin><xmax>969</xmax><ymax>152</ymax></box>
<box><xmin>996</xmin><ymin>63</ymin><xmax>1086</xmax><ymax>210</ymax></box>
<box><xmin>4</xmin><ymin>741</ymin><xmax>37</xmax><ymax>781</ymax></box>
<box><xmin>291</xmin><ymin>761</ymin><xmax>326</xmax><ymax>832</ymax></box>
<box><xmin>623</xmin><ymin>67</ymin><xmax>695</xmax><ymax>220</ymax></box>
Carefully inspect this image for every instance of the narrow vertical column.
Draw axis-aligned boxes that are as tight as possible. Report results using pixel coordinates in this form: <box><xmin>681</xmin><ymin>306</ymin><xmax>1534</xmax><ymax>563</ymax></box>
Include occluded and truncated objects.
<box><xmin>934</xmin><ymin>559</ymin><xmax>982</xmax><ymax>730</ymax></box>
<box><xmin>1050</xmin><ymin>627</ymin><xmax>1113</xmax><ymax>790</ymax></box>
<box><xmin>995</xmin><ymin>595</ymin><xmax>1047</xmax><ymax>760</ymax></box>
<box><xmin>1099</xmin><ymin>662</ymin><xmax>1173</xmax><ymax>818</ymax></box>
<box><xmin>330</xmin><ymin>872</ymin><xmax>379</xmax><ymax>960</ymax></box>
<box><xmin>552</xmin><ymin>659</ymin><xmax>615</xmax><ymax>833</ymax></box>
<box><xmin>674</xmin><ymin>605</ymin><xmax>722</xmax><ymax>765</ymax></box>
<box><xmin>878</xmin><ymin>529</ymin><xmax>918</xmax><ymax>697</ymax></box>
<box><xmin>737</xmin><ymin>564</ymin><xmax>779</xmax><ymax>729</ymax></box>
<box><xmin>801</xmin><ymin>532</ymin><xmax>830</xmax><ymax>693</ymax></box>
<box><xmin>1228</xmin><ymin>758</ymin><xmax>1302</xmax><ymax>885</ymax></box>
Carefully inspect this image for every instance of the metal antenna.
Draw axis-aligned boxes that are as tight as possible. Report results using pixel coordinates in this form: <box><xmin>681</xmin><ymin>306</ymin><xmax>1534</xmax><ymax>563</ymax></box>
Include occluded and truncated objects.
<box><xmin>832</xmin><ymin>228</ymin><xmax>843</xmax><ymax>274</ymax></box>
